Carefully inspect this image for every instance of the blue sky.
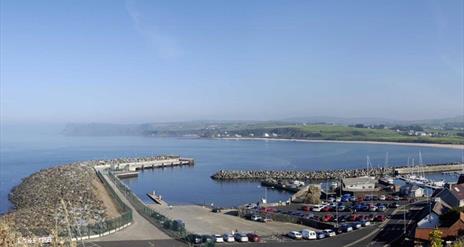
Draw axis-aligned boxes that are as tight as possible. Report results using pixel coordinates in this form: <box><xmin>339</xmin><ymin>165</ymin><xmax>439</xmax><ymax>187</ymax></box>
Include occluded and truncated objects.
<box><xmin>1</xmin><ymin>0</ymin><xmax>462</xmax><ymax>124</ymax></box>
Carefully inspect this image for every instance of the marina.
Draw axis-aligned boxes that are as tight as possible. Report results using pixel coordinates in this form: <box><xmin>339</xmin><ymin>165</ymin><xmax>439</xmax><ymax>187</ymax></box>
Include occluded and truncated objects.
<box><xmin>2</xmin><ymin>135</ymin><xmax>463</xmax><ymax>212</ymax></box>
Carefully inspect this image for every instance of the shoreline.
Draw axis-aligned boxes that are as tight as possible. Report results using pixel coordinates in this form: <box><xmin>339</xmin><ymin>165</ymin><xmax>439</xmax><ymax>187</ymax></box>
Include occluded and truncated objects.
<box><xmin>218</xmin><ymin>137</ymin><xmax>464</xmax><ymax>150</ymax></box>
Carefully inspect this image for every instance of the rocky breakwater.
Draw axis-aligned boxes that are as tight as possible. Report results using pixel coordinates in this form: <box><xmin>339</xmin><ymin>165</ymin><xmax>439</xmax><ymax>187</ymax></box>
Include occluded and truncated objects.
<box><xmin>211</xmin><ymin>167</ymin><xmax>395</xmax><ymax>181</ymax></box>
<box><xmin>4</xmin><ymin>164</ymin><xmax>108</xmax><ymax>237</ymax></box>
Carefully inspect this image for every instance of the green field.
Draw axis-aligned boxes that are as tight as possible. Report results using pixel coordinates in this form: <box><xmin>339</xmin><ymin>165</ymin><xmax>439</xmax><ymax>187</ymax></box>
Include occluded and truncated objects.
<box><xmin>228</xmin><ymin>124</ymin><xmax>464</xmax><ymax>145</ymax></box>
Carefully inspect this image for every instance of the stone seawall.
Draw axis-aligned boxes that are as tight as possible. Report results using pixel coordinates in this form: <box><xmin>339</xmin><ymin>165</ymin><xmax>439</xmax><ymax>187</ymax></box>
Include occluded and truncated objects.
<box><xmin>211</xmin><ymin>162</ymin><xmax>463</xmax><ymax>180</ymax></box>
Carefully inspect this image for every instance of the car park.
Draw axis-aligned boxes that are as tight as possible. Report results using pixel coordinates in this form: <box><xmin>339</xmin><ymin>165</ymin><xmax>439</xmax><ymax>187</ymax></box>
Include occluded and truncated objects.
<box><xmin>287</xmin><ymin>231</ymin><xmax>303</xmax><ymax>240</ymax></box>
<box><xmin>246</xmin><ymin>233</ymin><xmax>260</xmax><ymax>242</ymax></box>
<box><xmin>302</xmin><ymin>229</ymin><xmax>317</xmax><ymax>240</ymax></box>
<box><xmin>234</xmin><ymin>233</ymin><xmax>249</xmax><ymax>242</ymax></box>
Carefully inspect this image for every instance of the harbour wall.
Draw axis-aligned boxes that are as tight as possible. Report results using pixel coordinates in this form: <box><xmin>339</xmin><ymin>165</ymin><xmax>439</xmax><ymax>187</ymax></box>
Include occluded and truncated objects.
<box><xmin>211</xmin><ymin>162</ymin><xmax>463</xmax><ymax>180</ymax></box>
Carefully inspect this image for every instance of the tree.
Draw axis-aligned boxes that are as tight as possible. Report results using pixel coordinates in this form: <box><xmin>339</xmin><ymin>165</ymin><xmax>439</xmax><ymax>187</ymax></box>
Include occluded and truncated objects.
<box><xmin>429</xmin><ymin>229</ymin><xmax>443</xmax><ymax>247</ymax></box>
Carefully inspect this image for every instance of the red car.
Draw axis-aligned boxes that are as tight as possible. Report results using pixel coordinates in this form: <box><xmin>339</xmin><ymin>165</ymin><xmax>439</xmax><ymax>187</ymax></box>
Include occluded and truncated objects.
<box><xmin>302</xmin><ymin>205</ymin><xmax>311</xmax><ymax>212</ymax></box>
<box><xmin>386</xmin><ymin>195</ymin><xmax>393</xmax><ymax>201</ymax></box>
<box><xmin>374</xmin><ymin>215</ymin><xmax>385</xmax><ymax>222</ymax></box>
<box><xmin>357</xmin><ymin>196</ymin><xmax>364</xmax><ymax>202</ymax></box>
<box><xmin>321</xmin><ymin>206</ymin><xmax>332</xmax><ymax>212</ymax></box>
<box><xmin>260</xmin><ymin>207</ymin><xmax>275</xmax><ymax>212</ymax></box>
<box><xmin>246</xmin><ymin>233</ymin><xmax>261</xmax><ymax>242</ymax></box>
<box><xmin>349</xmin><ymin>214</ymin><xmax>358</xmax><ymax>221</ymax></box>
<box><xmin>323</xmin><ymin>214</ymin><xmax>334</xmax><ymax>222</ymax></box>
<box><xmin>355</xmin><ymin>215</ymin><xmax>364</xmax><ymax>221</ymax></box>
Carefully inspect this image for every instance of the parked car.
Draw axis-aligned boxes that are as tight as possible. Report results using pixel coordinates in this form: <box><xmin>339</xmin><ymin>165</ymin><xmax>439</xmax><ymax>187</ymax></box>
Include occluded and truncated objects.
<box><xmin>187</xmin><ymin>234</ymin><xmax>203</xmax><ymax>244</ymax></box>
<box><xmin>312</xmin><ymin>205</ymin><xmax>325</xmax><ymax>212</ymax></box>
<box><xmin>250</xmin><ymin>214</ymin><xmax>262</xmax><ymax>221</ymax></box>
<box><xmin>213</xmin><ymin>234</ymin><xmax>224</xmax><ymax>243</ymax></box>
<box><xmin>368</xmin><ymin>214</ymin><xmax>375</xmax><ymax>221</ymax></box>
<box><xmin>351</xmin><ymin>222</ymin><xmax>362</xmax><ymax>229</ymax></box>
<box><xmin>364</xmin><ymin>195</ymin><xmax>373</xmax><ymax>201</ymax></box>
<box><xmin>323</xmin><ymin>229</ymin><xmax>336</xmax><ymax>237</ymax></box>
<box><xmin>361</xmin><ymin>220</ymin><xmax>371</xmax><ymax>227</ymax></box>
<box><xmin>386</xmin><ymin>195</ymin><xmax>394</xmax><ymax>201</ymax></box>
<box><xmin>302</xmin><ymin>205</ymin><xmax>312</xmax><ymax>211</ymax></box>
<box><xmin>377</xmin><ymin>205</ymin><xmax>387</xmax><ymax>212</ymax></box>
<box><xmin>234</xmin><ymin>233</ymin><xmax>249</xmax><ymax>242</ymax></box>
<box><xmin>323</xmin><ymin>214</ymin><xmax>334</xmax><ymax>222</ymax></box>
<box><xmin>287</xmin><ymin>231</ymin><xmax>303</xmax><ymax>240</ymax></box>
<box><xmin>301</xmin><ymin>229</ymin><xmax>317</xmax><ymax>240</ymax></box>
<box><xmin>321</xmin><ymin>206</ymin><xmax>332</xmax><ymax>212</ymax></box>
<box><xmin>316</xmin><ymin>231</ymin><xmax>326</xmax><ymax>239</ymax></box>
<box><xmin>393</xmin><ymin>196</ymin><xmax>401</xmax><ymax>201</ymax></box>
<box><xmin>223</xmin><ymin>233</ymin><xmax>235</xmax><ymax>242</ymax></box>
<box><xmin>379</xmin><ymin>195</ymin><xmax>386</xmax><ymax>201</ymax></box>
<box><xmin>374</xmin><ymin>215</ymin><xmax>386</xmax><ymax>222</ymax></box>
<box><xmin>338</xmin><ymin>205</ymin><xmax>346</xmax><ymax>211</ymax></box>
<box><xmin>369</xmin><ymin>206</ymin><xmax>378</xmax><ymax>212</ymax></box>
<box><xmin>389</xmin><ymin>202</ymin><xmax>400</xmax><ymax>208</ymax></box>
<box><xmin>373</xmin><ymin>196</ymin><xmax>379</xmax><ymax>201</ymax></box>
<box><xmin>355</xmin><ymin>215</ymin><xmax>364</xmax><ymax>221</ymax></box>
<box><xmin>338</xmin><ymin>215</ymin><xmax>347</xmax><ymax>222</ymax></box>
<box><xmin>339</xmin><ymin>223</ymin><xmax>353</xmax><ymax>232</ymax></box>
<box><xmin>349</xmin><ymin>214</ymin><xmax>358</xmax><ymax>221</ymax></box>
<box><xmin>259</xmin><ymin>216</ymin><xmax>272</xmax><ymax>223</ymax></box>
<box><xmin>211</xmin><ymin>207</ymin><xmax>222</xmax><ymax>213</ymax></box>
<box><xmin>202</xmin><ymin>235</ymin><xmax>214</xmax><ymax>243</ymax></box>
<box><xmin>246</xmin><ymin>233</ymin><xmax>260</xmax><ymax>242</ymax></box>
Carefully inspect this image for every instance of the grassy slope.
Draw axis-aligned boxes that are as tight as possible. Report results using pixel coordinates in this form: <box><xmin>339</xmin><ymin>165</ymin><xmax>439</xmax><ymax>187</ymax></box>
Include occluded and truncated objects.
<box><xmin>258</xmin><ymin>124</ymin><xmax>464</xmax><ymax>144</ymax></box>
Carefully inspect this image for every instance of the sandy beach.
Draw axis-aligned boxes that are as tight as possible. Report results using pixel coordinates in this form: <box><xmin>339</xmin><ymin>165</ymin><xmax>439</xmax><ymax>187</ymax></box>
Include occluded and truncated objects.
<box><xmin>219</xmin><ymin>137</ymin><xmax>464</xmax><ymax>150</ymax></box>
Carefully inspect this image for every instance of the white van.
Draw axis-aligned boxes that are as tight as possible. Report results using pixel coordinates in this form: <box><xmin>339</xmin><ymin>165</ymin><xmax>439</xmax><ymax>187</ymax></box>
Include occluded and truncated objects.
<box><xmin>301</xmin><ymin>229</ymin><xmax>317</xmax><ymax>240</ymax></box>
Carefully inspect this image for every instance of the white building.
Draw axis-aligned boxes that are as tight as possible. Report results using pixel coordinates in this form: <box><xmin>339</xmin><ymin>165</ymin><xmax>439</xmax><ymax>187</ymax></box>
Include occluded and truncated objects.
<box><xmin>342</xmin><ymin>176</ymin><xmax>377</xmax><ymax>191</ymax></box>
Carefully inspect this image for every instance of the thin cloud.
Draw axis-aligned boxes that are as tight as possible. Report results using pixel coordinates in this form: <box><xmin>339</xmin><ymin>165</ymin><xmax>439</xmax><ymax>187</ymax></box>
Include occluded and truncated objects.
<box><xmin>125</xmin><ymin>0</ymin><xmax>182</xmax><ymax>59</ymax></box>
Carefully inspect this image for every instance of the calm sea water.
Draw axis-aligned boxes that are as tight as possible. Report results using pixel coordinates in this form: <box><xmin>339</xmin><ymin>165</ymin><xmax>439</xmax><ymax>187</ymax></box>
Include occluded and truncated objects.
<box><xmin>1</xmin><ymin>125</ymin><xmax>462</xmax><ymax>212</ymax></box>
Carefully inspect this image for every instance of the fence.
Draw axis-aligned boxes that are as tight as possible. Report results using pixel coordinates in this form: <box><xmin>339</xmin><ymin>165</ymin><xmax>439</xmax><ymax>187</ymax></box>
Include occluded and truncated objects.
<box><xmin>107</xmin><ymin>171</ymin><xmax>190</xmax><ymax>240</ymax></box>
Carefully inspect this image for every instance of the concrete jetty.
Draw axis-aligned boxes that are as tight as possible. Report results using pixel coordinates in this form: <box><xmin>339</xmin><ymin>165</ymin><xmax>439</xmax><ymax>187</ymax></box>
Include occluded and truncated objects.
<box><xmin>111</xmin><ymin>156</ymin><xmax>194</xmax><ymax>171</ymax></box>
<box><xmin>394</xmin><ymin>163</ymin><xmax>464</xmax><ymax>175</ymax></box>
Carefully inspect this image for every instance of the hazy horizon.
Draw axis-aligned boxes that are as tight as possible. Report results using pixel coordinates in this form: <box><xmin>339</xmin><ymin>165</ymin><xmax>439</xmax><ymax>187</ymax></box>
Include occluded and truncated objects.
<box><xmin>1</xmin><ymin>0</ymin><xmax>463</xmax><ymax>124</ymax></box>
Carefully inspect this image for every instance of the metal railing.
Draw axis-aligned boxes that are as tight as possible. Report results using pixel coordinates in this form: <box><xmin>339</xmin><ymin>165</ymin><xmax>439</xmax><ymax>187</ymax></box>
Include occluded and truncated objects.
<box><xmin>107</xmin><ymin>171</ymin><xmax>190</xmax><ymax>240</ymax></box>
